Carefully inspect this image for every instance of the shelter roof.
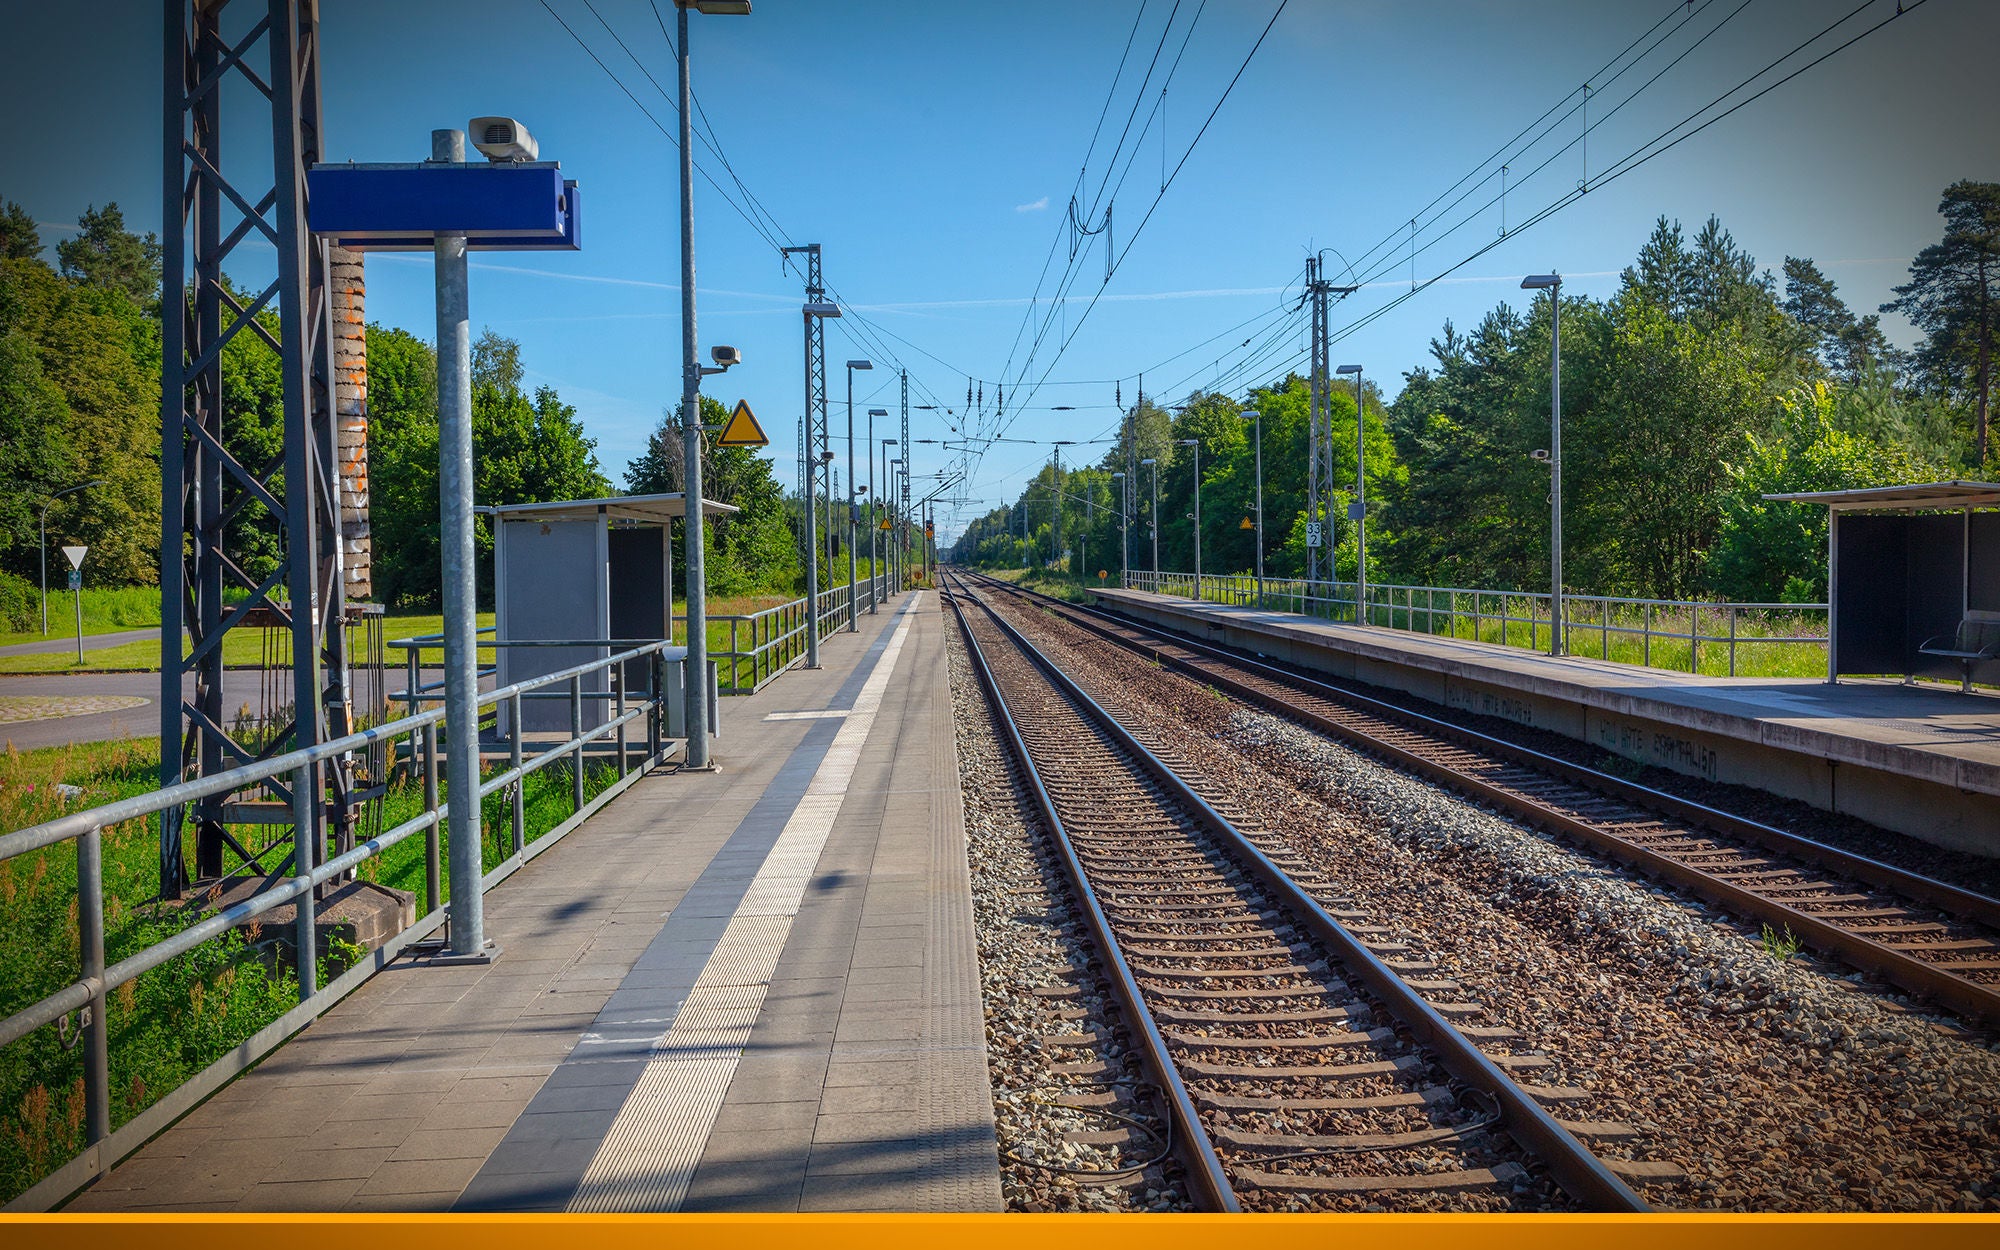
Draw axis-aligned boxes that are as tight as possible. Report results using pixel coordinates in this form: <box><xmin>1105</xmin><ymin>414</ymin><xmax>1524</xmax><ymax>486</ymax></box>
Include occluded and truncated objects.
<box><xmin>477</xmin><ymin>492</ymin><xmax>736</xmax><ymax>524</ymax></box>
<box><xmin>1764</xmin><ymin>481</ymin><xmax>2000</xmax><ymax>512</ymax></box>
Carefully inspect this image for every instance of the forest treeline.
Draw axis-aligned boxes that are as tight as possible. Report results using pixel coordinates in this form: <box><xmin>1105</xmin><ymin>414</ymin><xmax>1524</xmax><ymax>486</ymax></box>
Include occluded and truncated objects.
<box><xmin>0</xmin><ymin>199</ymin><xmax>801</xmax><ymax>616</ymax></box>
<box><xmin>952</xmin><ymin>184</ymin><xmax>2000</xmax><ymax>606</ymax></box>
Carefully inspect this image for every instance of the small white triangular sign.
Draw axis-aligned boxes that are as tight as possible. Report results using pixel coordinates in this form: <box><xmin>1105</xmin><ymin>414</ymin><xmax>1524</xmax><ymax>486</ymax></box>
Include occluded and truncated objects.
<box><xmin>62</xmin><ymin>545</ymin><xmax>87</xmax><ymax>570</ymax></box>
<box><xmin>717</xmin><ymin>399</ymin><xmax>768</xmax><ymax>448</ymax></box>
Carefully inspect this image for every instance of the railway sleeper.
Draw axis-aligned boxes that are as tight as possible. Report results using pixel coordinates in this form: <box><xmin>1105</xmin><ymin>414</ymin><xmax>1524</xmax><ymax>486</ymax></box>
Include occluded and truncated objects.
<box><xmin>1233</xmin><ymin>1162</ymin><xmax>1528</xmax><ymax>1195</ymax></box>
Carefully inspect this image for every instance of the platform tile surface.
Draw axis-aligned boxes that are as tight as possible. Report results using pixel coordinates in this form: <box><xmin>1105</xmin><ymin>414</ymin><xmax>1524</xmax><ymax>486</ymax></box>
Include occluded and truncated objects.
<box><xmin>63</xmin><ymin>591</ymin><xmax>1001</xmax><ymax>1214</ymax></box>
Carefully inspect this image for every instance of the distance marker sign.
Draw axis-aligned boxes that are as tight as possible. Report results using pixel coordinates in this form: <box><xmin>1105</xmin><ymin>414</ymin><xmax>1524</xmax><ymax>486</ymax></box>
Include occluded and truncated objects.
<box><xmin>717</xmin><ymin>399</ymin><xmax>768</xmax><ymax>447</ymax></box>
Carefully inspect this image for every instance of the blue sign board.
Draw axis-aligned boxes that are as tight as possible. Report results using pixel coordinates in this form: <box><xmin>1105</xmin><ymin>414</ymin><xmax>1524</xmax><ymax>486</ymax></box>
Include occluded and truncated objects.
<box><xmin>307</xmin><ymin>163</ymin><xmax>580</xmax><ymax>252</ymax></box>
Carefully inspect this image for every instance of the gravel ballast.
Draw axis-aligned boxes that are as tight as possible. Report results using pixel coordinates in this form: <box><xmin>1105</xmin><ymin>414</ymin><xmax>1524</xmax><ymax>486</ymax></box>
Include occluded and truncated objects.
<box><xmin>981</xmin><ymin>587</ymin><xmax>2000</xmax><ymax>1212</ymax></box>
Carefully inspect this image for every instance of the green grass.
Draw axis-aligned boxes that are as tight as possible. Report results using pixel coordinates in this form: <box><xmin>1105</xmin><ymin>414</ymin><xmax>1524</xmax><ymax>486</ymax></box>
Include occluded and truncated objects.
<box><xmin>0</xmin><ymin>587</ymin><xmax>164</xmax><ymax>648</ymax></box>
<box><xmin>0</xmin><ymin>730</ymin><xmax>624</xmax><ymax>1204</ymax></box>
<box><xmin>0</xmin><ymin>613</ymin><xmax>497</xmax><ymax>675</ymax></box>
<box><xmin>1155</xmin><ymin>576</ymin><xmax>1830</xmax><ymax>681</ymax></box>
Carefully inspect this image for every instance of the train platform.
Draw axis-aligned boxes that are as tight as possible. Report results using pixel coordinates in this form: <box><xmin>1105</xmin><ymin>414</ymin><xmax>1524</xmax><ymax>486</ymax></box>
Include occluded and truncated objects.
<box><xmin>1093</xmin><ymin>587</ymin><xmax>2000</xmax><ymax>856</ymax></box>
<box><xmin>62</xmin><ymin>589</ymin><xmax>1004</xmax><ymax>1214</ymax></box>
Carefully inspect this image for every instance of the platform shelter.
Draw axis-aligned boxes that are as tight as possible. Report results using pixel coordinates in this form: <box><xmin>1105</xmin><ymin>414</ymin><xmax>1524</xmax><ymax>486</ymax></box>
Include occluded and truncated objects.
<box><xmin>1767</xmin><ymin>481</ymin><xmax>2000</xmax><ymax>688</ymax></box>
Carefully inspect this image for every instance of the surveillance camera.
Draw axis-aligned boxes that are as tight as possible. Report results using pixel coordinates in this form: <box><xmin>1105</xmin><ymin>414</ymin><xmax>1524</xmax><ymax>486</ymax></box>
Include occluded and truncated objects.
<box><xmin>468</xmin><ymin>117</ymin><xmax>539</xmax><ymax>162</ymax></box>
<box><xmin>710</xmin><ymin>345</ymin><xmax>742</xmax><ymax>368</ymax></box>
<box><xmin>1530</xmin><ymin>448</ymin><xmax>1551</xmax><ymax>462</ymax></box>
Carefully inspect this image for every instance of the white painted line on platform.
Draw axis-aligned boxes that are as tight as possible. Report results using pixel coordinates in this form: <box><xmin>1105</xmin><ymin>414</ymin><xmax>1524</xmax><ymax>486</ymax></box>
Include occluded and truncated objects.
<box><xmin>761</xmin><ymin>709</ymin><xmax>851</xmax><ymax>721</ymax></box>
<box><xmin>566</xmin><ymin>593</ymin><xmax>923</xmax><ymax>1213</ymax></box>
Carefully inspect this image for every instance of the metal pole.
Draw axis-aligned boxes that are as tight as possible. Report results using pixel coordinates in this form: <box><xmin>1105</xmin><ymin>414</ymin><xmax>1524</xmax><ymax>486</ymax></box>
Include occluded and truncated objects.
<box><xmin>77</xmin><ymin>824</ymin><xmax>109</xmax><ymax>1146</ymax></box>
<box><xmin>1355</xmin><ymin>367</ymin><xmax>1367</xmax><ymax>623</ymax></box>
<box><xmin>677</xmin><ymin>2</ymin><xmax>714</xmax><ymax>765</ymax></box>
<box><xmin>38</xmin><ymin>507</ymin><xmax>47</xmax><ymax>637</ymax></box>
<box><xmin>846</xmin><ymin>367</ymin><xmax>858</xmax><ymax>632</ymax></box>
<box><xmin>1150</xmin><ymin>461</ymin><xmax>1160</xmax><ymax>577</ymax></box>
<box><xmin>74</xmin><ymin>580</ymin><xmax>83</xmax><ymax>664</ymax></box>
<box><xmin>433</xmin><ymin>127</ymin><xmax>488</xmax><ymax>961</ymax></box>
<box><xmin>1550</xmin><ymin>282</ymin><xmax>1564</xmax><ymax>657</ymax></box>
<box><xmin>1253</xmin><ymin>411</ymin><xmax>1264</xmax><ymax>605</ymax></box>
<box><xmin>1191</xmin><ymin>444</ymin><xmax>1202</xmax><ymax>601</ymax></box>
<box><xmin>867</xmin><ymin>410</ymin><xmax>878</xmax><ymax>614</ymax></box>
<box><xmin>802</xmin><ymin>312</ymin><xmax>821</xmax><ymax>669</ymax></box>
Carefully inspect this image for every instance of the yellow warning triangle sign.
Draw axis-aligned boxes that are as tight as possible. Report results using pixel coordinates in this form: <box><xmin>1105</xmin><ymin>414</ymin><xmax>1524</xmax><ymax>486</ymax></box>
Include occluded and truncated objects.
<box><xmin>717</xmin><ymin>399</ymin><xmax>768</xmax><ymax>447</ymax></box>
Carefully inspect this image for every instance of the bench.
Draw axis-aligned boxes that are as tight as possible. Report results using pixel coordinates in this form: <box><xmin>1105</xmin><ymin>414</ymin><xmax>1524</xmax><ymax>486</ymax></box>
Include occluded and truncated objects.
<box><xmin>1917</xmin><ymin>610</ymin><xmax>2000</xmax><ymax>692</ymax></box>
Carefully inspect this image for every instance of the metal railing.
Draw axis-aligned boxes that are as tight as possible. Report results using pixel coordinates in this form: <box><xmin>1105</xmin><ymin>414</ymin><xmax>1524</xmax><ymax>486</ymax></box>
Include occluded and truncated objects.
<box><xmin>711</xmin><ymin>571</ymin><xmax>893</xmax><ymax>693</ymax></box>
<box><xmin>1122</xmin><ymin>570</ymin><xmax>1828</xmax><ymax>678</ymax></box>
<box><xmin>0</xmin><ymin>640</ymin><xmax>681</xmax><ymax>1210</ymax></box>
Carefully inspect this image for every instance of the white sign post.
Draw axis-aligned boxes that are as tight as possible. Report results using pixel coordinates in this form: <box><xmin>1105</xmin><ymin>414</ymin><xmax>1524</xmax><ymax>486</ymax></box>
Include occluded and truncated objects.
<box><xmin>62</xmin><ymin>546</ymin><xmax>87</xmax><ymax>663</ymax></box>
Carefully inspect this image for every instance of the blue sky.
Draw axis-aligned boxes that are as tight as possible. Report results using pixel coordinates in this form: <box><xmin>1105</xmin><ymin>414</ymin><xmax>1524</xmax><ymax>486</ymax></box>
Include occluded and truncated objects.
<box><xmin>5</xmin><ymin>0</ymin><xmax>1994</xmax><ymax>541</ymax></box>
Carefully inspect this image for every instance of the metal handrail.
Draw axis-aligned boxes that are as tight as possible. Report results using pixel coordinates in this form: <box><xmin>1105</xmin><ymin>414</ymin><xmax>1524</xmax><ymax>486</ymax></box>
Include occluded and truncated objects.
<box><xmin>712</xmin><ymin>572</ymin><xmax>894</xmax><ymax>693</ymax></box>
<box><xmin>1123</xmin><ymin>570</ymin><xmax>1828</xmax><ymax>677</ymax></box>
<box><xmin>0</xmin><ymin>639</ymin><xmax>681</xmax><ymax>1207</ymax></box>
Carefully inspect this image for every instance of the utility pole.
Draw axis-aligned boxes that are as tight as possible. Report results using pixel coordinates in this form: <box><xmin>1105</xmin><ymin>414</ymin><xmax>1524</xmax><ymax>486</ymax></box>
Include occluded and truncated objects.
<box><xmin>783</xmin><ymin>243</ymin><xmax>830</xmax><ymax>666</ymax></box>
<box><xmin>900</xmin><ymin>370</ymin><xmax>910</xmax><ymax>589</ymax></box>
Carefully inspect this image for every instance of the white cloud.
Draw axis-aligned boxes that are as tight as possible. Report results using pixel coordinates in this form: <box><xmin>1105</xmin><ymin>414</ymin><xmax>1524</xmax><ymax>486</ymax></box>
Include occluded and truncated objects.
<box><xmin>1014</xmin><ymin>196</ymin><xmax>1049</xmax><ymax>213</ymax></box>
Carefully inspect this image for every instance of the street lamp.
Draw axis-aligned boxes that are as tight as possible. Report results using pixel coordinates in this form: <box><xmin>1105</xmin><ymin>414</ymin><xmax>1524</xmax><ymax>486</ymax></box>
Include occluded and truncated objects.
<box><xmin>1521</xmin><ymin>272</ymin><xmax>1563</xmax><ymax>656</ymax></box>
<box><xmin>889</xmin><ymin>456</ymin><xmax>903</xmax><ymax>589</ymax></box>
<box><xmin>1178</xmin><ymin>438</ymin><xmax>1201</xmax><ymax>601</ymax></box>
<box><xmin>1112</xmin><ymin>471</ymin><xmax>1127</xmax><ymax>587</ymax></box>
<box><xmin>801</xmin><ymin>301</ymin><xmax>839</xmax><ymax>669</ymax></box>
<box><xmin>1241</xmin><ymin>410</ymin><xmax>1263</xmax><ymax>606</ymax></box>
<box><xmin>844</xmin><ymin>359</ymin><xmax>872</xmax><ymax>631</ymax></box>
<box><xmin>1142</xmin><ymin>458</ymin><xmax>1159</xmax><ymax>580</ymax></box>
<box><xmin>1336</xmin><ymin>364</ymin><xmax>1366</xmax><ymax>623</ymax></box>
<box><xmin>675</xmin><ymin>0</ymin><xmax>751</xmax><ymax>771</ymax></box>
<box><xmin>40</xmin><ymin>479</ymin><xmax>103</xmax><ymax>636</ymax></box>
<box><xmin>873</xmin><ymin>428</ymin><xmax>894</xmax><ymax>610</ymax></box>
<box><xmin>864</xmin><ymin>414</ymin><xmax>888</xmax><ymax>616</ymax></box>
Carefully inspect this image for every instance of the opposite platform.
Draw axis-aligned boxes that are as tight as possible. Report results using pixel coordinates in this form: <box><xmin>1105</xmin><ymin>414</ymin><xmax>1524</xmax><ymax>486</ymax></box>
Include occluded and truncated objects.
<box><xmin>1096</xmin><ymin>586</ymin><xmax>2000</xmax><ymax>855</ymax></box>
<box><xmin>64</xmin><ymin>590</ymin><xmax>1003</xmax><ymax>1213</ymax></box>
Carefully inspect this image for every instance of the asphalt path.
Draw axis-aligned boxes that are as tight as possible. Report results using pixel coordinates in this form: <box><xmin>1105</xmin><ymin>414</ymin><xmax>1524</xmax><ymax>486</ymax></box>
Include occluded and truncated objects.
<box><xmin>0</xmin><ymin>627</ymin><xmax>167</xmax><ymax>657</ymax></box>
<box><xmin>0</xmin><ymin>667</ymin><xmax>452</xmax><ymax>751</ymax></box>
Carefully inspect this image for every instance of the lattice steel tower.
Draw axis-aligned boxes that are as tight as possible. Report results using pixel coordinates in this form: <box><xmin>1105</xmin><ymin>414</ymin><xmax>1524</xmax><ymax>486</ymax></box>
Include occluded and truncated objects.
<box><xmin>159</xmin><ymin>0</ymin><xmax>362</xmax><ymax>897</ymax></box>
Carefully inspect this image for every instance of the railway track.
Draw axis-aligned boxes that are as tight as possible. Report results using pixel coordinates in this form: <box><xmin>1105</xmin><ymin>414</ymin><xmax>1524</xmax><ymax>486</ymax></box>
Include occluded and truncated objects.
<box><xmin>944</xmin><ymin>574</ymin><xmax>1653</xmax><ymax>1212</ymax></box>
<box><xmin>963</xmin><ymin>570</ymin><xmax>2000</xmax><ymax>1029</ymax></box>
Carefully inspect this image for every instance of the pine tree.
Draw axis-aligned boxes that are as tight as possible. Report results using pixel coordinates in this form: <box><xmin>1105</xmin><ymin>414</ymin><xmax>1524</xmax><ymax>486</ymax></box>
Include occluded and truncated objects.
<box><xmin>55</xmin><ymin>203</ymin><xmax>161</xmax><ymax>305</ymax></box>
<box><xmin>0</xmin><ymin>200</ymin><xmax>40</xmax><ymax>260</ymax></box>
<box><xmin>1883</xmin><ymin>181</ymin><xmax>2000</xmax><ymax>466</ymax></box>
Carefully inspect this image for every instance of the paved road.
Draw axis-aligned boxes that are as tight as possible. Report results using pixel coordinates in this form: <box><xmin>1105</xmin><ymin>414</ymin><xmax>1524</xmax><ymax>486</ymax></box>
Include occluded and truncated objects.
<box><xmin>0</xmin><ymin>627</ymin><xmax>167</xmax><ymax>657</ymax></box>
<box><xmin>0</xmin><ymin>668</ymin><xmax>452</xmax><ymax>751</ymax></box>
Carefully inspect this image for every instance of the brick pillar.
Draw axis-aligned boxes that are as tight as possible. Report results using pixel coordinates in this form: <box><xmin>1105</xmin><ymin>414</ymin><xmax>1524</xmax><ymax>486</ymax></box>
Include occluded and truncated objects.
<box><xmin>329</xmin><ymin>245</ymin><xmax>372</xmax><ymax>602</ymax></box>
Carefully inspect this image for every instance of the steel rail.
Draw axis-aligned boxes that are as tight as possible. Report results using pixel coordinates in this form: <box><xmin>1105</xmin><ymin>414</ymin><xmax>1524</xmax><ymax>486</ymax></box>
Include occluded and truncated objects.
<box><xmin>949</xmin><ymin>574</ymin><xmax>1648</xmax><ymax>1213</ymax></box>
<box><xmin>972</xmin><ymin>572</ymin><xmax>2000</xmax><ymax>1028</ymax></box>
<box><xmin>943</xmin><ymin>583</ymin><xmax>1240</xmax><ymax>1213</ymax></box>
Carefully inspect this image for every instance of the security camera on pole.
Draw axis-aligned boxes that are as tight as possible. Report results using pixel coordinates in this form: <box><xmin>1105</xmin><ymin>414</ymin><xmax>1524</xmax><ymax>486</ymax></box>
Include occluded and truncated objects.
<box><xmin>308</xmin><ymin>118</ymin><xmax>582</xmax><ymax>963</ymax></box>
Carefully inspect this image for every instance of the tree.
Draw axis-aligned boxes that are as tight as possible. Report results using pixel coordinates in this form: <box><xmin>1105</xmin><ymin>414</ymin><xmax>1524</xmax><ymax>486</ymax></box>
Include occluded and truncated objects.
<box><xmin>1883</xmin><ymin>181</ymin><xmax>2000</xmax><ymax>466</ymax></box>
<box><xmin>55</xmin><ymin>203</ymin><xmax>161</xmax><ymax>306</ymax></box>
<box><xmin>628</xmin><ymin>396</ymin><xmax>802</xmax><ymax>596</ymax></box>
<box><xmin>472</xmin><ymin>328</ymin><xmax>522</xmax><ymax>393</ymax></box>
<box><xmin>1783</xmin><ymin>256</ymin><xmax>1896</xmax><ymax>381</ymax></box>
<box><xmin>0</xmin><ymin>200</ymin><xmax>40</xmax><ymax>261</ymax></box>
<box><xmin>366</xmin><ymin>329</ymin><xmax>611</xmax><ymax>606</ymax></box>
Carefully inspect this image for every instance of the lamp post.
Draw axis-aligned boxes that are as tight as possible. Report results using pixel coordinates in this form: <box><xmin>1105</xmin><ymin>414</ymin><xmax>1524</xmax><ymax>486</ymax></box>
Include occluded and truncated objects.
<box><xmin>1336</xmin><ymin>364</ymin><xmax>1365</xmax><ymax>623</ymax></box>
<box><xmin>676</xmin><ymin>0</ymin><xmax>751</xmax><ymax>771</ymax></box>
<box><xmin>844</xmin><ymin>359</ymin><xmax>872</xmax><ymax>631</ymax></box>
<box><xmin>801</xmin><ymin>301</ymin><xmax>840</xmax><ymax>669</ymax></box>
<box><xmin>1142</xmin><ymin>458</ymin><xmax>1159</xmax><ymax>580</ymax></box>
<box><xmin>889</xmin><ymin>456</ymin><xmax>903</xmax><ymax>589</ymax></box>
<box><xmin>1112</xmin><ymin>471</ymin><xmax>1127</xmax><ymax>586</ymax></box>
<box><xmin>867</xmin><ymin>416</ymin><xmax>889</xmax><ymax>612</ymax></box>
<box><xmin>40</xmin><ymin>479</ymin><xmax>102</xmax><ymax>636</ymax></box>
<box><xmin>1521</xmin><ymin>273</ymin><xmax>1563</xmax><ymax>656</ymax></box>
<box><xmin>1242</xmin><ymin>410</ymin><xmax>1263</xmax><ymax>606</ymax></box>
<box><xmin>1178</xmin><ymin>438</ymin><xmax>1201</xmax><ymax>601</ymax></box>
